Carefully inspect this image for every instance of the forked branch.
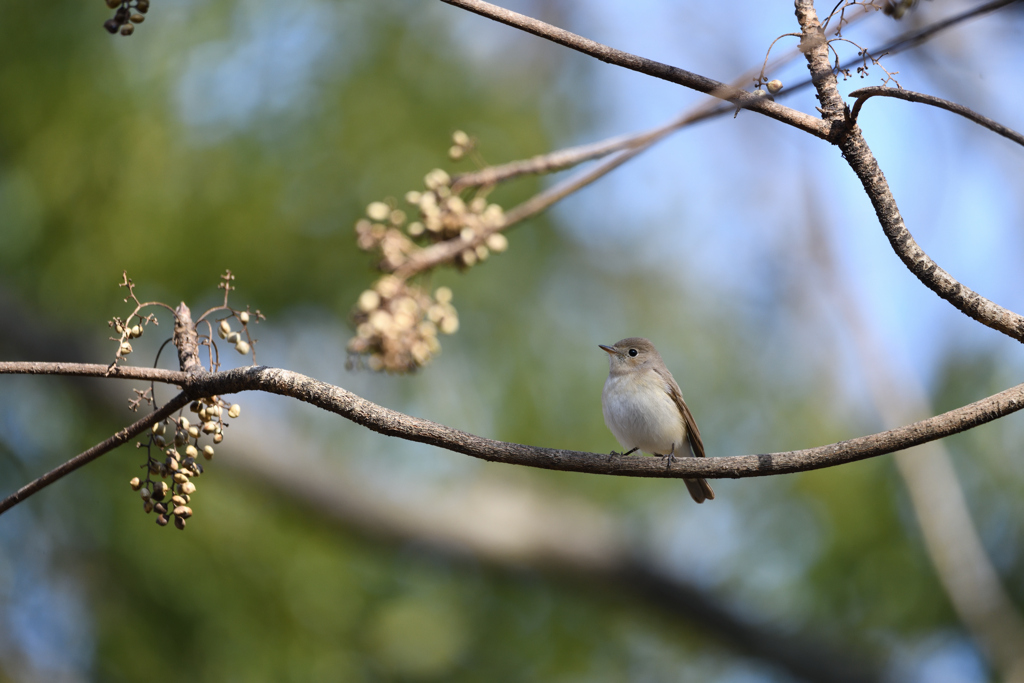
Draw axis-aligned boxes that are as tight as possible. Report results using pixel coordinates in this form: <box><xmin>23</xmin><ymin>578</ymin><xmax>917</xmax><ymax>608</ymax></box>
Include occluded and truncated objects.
<box><xmin>3</xmin><ymin>360</ymin><xmax>1024</xmax><ymax>515</ymax></box>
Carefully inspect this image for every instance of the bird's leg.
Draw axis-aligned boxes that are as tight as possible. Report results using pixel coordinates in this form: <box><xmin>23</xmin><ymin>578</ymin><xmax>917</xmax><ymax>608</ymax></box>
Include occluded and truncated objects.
<box><xmin>656</xmin><ymin>443</ymin><xmax>677</xmax><ymax>469</ymax></box>
<box><xmin>609</xmin><ymin>447</ymin><xmax>639</xmax><ymax>456</ymax></box>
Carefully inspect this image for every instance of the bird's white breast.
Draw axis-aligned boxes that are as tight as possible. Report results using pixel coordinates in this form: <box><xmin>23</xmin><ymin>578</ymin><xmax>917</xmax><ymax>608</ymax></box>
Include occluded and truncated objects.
<box><xmin>602</xmin><ymin>370</ymin><xmax>686</xmax><ymax>456</ymax></box>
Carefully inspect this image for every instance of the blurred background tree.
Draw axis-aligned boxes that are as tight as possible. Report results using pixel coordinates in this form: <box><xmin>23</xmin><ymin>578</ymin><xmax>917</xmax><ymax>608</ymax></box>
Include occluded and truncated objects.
<box><xmin>2</xmin><ymin>0</ymin><xmax>1024</xmax><ymax>681</ymax></box>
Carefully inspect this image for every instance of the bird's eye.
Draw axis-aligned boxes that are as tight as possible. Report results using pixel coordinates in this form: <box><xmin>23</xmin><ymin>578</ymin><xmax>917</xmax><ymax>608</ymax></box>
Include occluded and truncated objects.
<box><xmin>628</xmin><ymin>348</ymin><xmax>638</xmax><ymax>357</ymax></box>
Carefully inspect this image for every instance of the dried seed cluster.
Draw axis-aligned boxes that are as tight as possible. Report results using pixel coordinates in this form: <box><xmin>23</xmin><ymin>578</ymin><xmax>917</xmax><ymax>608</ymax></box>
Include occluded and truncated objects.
<box><xmin>109</xmin><ymin>314</ymin><xmax>154</xmax><ymax>362</ymax></box>
<box><xmin>216</xmin><ymin>312</ymin><xmax>255</xmax><ymax>357</ymax></box>
<box><xmin>354</xmin><ymin>166</ymin><xmax>508</xmax><ymax>272</ymax></box>
<box><xmin>349</xmin><ymin>132</ymin><xmax>511</xmax><ymax>373</ymax></box>
<box><xmin>103</xmin><ymin>0</ymin><xmax>149</xmax><ymax>36</ymax></box>
<box><xmin>448</xmin><ymin>129</ymin><xmax>474</xmax><ymax>161</ymax></box>
<box><xmin>348</xmin><ymin>278</ymin><xmax>458</xmax><ymax>373</ymax></box>
<box><xmin>130</xmin><ymin>397</ymin><xmax>242</xmax><ymax>530</ymax></box>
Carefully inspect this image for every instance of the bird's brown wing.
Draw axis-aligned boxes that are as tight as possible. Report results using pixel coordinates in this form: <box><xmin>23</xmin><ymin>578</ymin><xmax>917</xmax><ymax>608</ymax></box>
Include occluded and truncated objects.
<box><xmin>655</xmin><ymin>365</ymin><xmax>705</xmax><ymax>459</ymax></box>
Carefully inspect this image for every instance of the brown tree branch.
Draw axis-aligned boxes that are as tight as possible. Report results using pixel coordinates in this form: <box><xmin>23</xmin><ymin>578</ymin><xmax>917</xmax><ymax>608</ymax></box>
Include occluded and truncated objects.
<box><xmin>849</xmin><ymin>86</ymin><xmax>1024</xmax><ymax>147</ymax></box>
<box><xmin>173</xmin><ymin>302</ymin><xmax>204</xmax><ymax>374</ymax></box>
<box><xmin>792</xmin><ymin>1</ymin><xmax>1024</xmax><ymax>344</ymax></box>
<box><xmin>0</xmin><ymin>391</ymin><xmax>191</xmax><ymax>514</ymax></box>
<box><xmin>4</xmin><ymin>360</ymin><xmax>1024</xmax><ymax>512</ymax></box>
<box><xmin>438</xmin><ymin>0</ymin><xmax>828</xmax><ymax>139</ymax></box>
<box><xmin>0</xmin><ymin>362</ymin><xmax>187</xmax><ymax>383</ymax></box>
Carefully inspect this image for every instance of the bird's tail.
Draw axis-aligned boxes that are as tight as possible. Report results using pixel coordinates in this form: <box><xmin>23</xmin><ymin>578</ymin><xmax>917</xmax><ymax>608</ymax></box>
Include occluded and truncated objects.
<box><xmin>685</xmin><ymin>477</ymin><xmax>715</xmax><ymax>504</ymax></box>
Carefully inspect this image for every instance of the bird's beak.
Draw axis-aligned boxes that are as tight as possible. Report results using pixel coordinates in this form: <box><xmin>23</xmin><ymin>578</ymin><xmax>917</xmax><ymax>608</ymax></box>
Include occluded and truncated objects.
<box><xmin>599</xmin><ymin>344</ymin><xmax>616</xmax><ymax>355</ymax></box>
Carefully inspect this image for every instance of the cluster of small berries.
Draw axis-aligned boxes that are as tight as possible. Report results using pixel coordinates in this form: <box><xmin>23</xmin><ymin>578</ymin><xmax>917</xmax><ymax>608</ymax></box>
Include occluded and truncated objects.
<box><xmin>447</xmin><ymin>130</ymin><xmax>474</xmax><ymax>161</ymax></box>
<box><xmin>216</xmin><ymin>311</ymin><xmax>255</xmax><ymax>357</ymax></box>
<box><xmin>354</xmin><ymin>166</ymin><xmax>508</xmax><ymax>272</ymax></box>
<box><xmin>347</xmin><ymin>278</ymin><xmax>459</xmax><ymax>372</ymax></box>
<box><xmin>110</xmin><ymin>315</ymin><xmax>151</xmax><ymax>361</ymax></box>
<box><xmin>103</xmin><ymin>0</ymin><xmax>149</xmax><ymax>36</ymax></box>
<box><xmin>130</xmin><ymin>398</ymin><xmax>241</xmax><ymax>529</ymax></box>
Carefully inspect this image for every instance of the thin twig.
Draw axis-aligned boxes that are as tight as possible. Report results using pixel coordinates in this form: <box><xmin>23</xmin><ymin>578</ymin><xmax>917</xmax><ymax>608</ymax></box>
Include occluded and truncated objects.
<box><xmin>849</xmin><ymin>86</ymin><xmax>1024</xmax><ymax>147</ymax></box>
<box><xmin>439</xmin><ymin>0</ymin><xmax>828</xmax><ymax>139</ymax></box>
<box><xmin>0</xmin><ymin>392</ymin><xmax>191</xmax><ymax>514</ymax></box>
<box><xmin>423</xmin><ymin>1</ymin><xmax>1018</xmax><ymax>280</ymax></box>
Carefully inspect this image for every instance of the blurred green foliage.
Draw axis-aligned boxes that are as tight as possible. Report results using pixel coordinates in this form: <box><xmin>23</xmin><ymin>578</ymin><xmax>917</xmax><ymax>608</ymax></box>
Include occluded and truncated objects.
<box><xmin>3</xmin><ymin>1</ymin><xmax>1024</xmax><ymax>682</ymax></box>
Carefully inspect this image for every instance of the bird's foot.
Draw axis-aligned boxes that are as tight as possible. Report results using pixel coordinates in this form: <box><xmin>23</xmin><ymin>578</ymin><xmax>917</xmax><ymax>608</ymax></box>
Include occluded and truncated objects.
<box><xmin>656</xmin><ymin>444</ymin><xmax>677</xmax><ymax>469</ymax></box>
<box><xmin>610</xmin><ymin>447</ymin><xmax>638</xmax><ymax>456</ymax></box>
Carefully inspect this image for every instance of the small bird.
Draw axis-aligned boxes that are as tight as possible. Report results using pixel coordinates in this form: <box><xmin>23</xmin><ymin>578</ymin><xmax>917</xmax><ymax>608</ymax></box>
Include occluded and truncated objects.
<box><xmin>600</xmin><ymin>337</ymin><xmax>714</xmax><ymax>504</ymax></box>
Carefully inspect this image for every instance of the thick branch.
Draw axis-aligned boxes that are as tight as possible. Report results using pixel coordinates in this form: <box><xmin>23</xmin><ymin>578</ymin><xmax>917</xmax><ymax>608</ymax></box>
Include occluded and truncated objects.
<box><xmin>793</xmin><ymin>1</ymin><xmax>1024</xmax><ymax>344</ymax></box>
<box><xmin>0</xmin><ymin>362</ymin><xmax>187</xmax><ymax>384</ymax></box>
<box><xmin>439</xmin><ymin>0</ymin><xmax>827</xmax><ymax>139</ymax></box>
<box><xmin>0</xmin><ymin>392</ymin><xmax>190</xmax><ymax>514</ymax></box>
<box><xmin>5</xmin><ymin>361</ymin><xmax>1024</xmax><ymax>479</ymax></box>
<box><xmin>173</xmin><ymin>302</ymin><xmax>203</xmax><ymax>374</ymax></box>
<box><xmin>849</xmin><ymin>86</ymin><xmax>1024</xmax><ymax>148</ymax></box>
<box><xmin>5</xmin><ymin>361</ymin><xmax>1021</xmax><ymax>485</ymax></box>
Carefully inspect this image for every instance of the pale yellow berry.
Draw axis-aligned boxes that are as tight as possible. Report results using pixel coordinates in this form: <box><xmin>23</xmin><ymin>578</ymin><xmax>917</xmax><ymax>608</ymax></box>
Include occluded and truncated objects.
<box><xmin>239</xmin><ymin>311</ymin><xmax>250</xmax><ymax>324</ymax></box>
<box><xmin>188</xmin><ymin>426</ymin><xmax>200</xmax><ymax>439</ymax></box>
<box><xmin>440</xmin><ymin>315</ymin><xmax>459</xmax><ymax>335</ymax></box>
<box><xmin>434</xmin><ymin>287</ymin><xmax>453</xmax><ymax>305</ymax></box>
<box><xmin>447</xmin><ymin>196</ymin><xmax>466</xmax><ymax>214</ymax></box>
<box><xmin>767</xmin><ymin>79</ymin><xmax>784</xmax><ymax>94</ymax></box>
<box><xmin>460</xmin><ymin>249</ymin><xmax>477</xmax><ymax>267</ymax></box>
<box><xmin>174</xmin><ymin>516</ymin><xmax>186</xmax><ymax>530</ymax></box>
<box><xmin>219</xmin><ymin>320</ymin><xmax>231</xmax><ymax>337</ymax></box>
<box><xmin>181</xmin><ymin>481</ymin><xmax>197</xmax><ymax>495</ymax></box>
<box><xmin>358</xmin><ymin>290</ymin><xmax>381</xmax><ymax>313</ymax></box>
<box><xmin>203</xmin><ymin>421</ymin><xmax>217</xmax><ymax>434</ymax></box>
<box><xmin>475</xmin><ymin>245</ymin><xmax>489</xmax><ymax>261</ymax></box>
<box><xmin>407</xmin><ymin>222</ymin><xmax>425</xmax><ymax>237</ymax></box>
<box><xmin>460</xmin><ymin>227</ymin><xmax>475</xmax><ymax>242</ymax></box>
<box><xmin>367</xmin><ymin>201</ymin><xmax>391</xmax><ymax>221</ymax></box>
<box><xmin>203</xmin><ymin>445</ymin><xmax>215</xmax><ymax>459</ymax></box>
<box><xmin>228</xmin><ymin>404</ymin><xmax>241</xmax><ymax>419</ymax></box>
<box><xmin>452</xmin><ymin>130</ymin><xmax>470</xmax><ymax>147</ymax></box>
<box><xmin>375</xmin><ymin>276</ymin><xmax>401</xmax><ymax>299</ymax></box>
<box><xmin>173</xmin><ymin>472</ymin><xmax>189</xmax><ymax>484</ymax></box>
<box><xmin>369</xmin><ymin>309</ymin><xmax>393</xmax><ymax>333</ymax></box>
<box><xmin>405</xmin><ymin>191</ymin><xmax>422</xmax><ymax>205</ymax></box>
<box><xmin>424</xmin><ymin>169</ymin><xmax>450</xmax><ymax>190</ymax></box>
<box><xmin>226</xmin><ymin>332</ymin><xmax>240</xmax><ymax>344</ymax></box>
<box><xmin>448</xmin><ymin>145</ymin><xmax>464</xmax><ymax>160</ymax></box>
<box><xmin>173</xmin><ymin>505</ymin><xmax>192</xmax><ymax>518</ymax></box>
<box><xmin>235</xmin><ymin>340</ymin><xmax>250</xmax><ymax>355</ymax></box>
<box><xmin>213</xmin><ymin>433</ymin><xmax>224</xmax><ymax>444</ymax></box>
<box><xmin>129</xmin><ymin>477</ymin><xmax>141</xmax><ymax>490</ymax></box>
<box><xmin>185</xmin><ymin>445</ymin><xmax>199</xmax><ymax>458</ymax></box>
<box><xmin>180</xmin><ymin>417</ymin><xmax>191</xmax><ymax>430</ymax></box>
<box><xmin>486</xmin><ymin>233</ymin><xmax>508</xmax><ymax>252</ymax></box>
<box><xmin>120</xmin><ymin>341</ymin><xmax>133</xmax><ymax>355</ymax></box>
<box><xmin>130</xmin><ymin>325</ymin><xmax>143</xmax><ymax>338</ymax></box>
